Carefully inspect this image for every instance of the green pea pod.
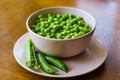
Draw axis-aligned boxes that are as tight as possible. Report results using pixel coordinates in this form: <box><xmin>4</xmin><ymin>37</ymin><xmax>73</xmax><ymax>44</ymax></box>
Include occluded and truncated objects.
<box><xmin>25</xmin><ymin>39</ymin><xmax>39</xmax><ymax>70</ymax></box>
<box><xmin>45</xmin><ymin>55</ymin><xmax>68</xmax><ymax>73</ymax></box>
<box><xmin>37</xmin><ymin>53</ymin><xmax>58</xmax><ymax>74</ymax></box>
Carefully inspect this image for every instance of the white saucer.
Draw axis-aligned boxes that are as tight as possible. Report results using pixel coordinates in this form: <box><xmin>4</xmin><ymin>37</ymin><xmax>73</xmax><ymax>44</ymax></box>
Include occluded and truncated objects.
<box><xmin>13</xmin><ymin>33</ymin><xmax>107</xmax><ymax>78</ymax></box>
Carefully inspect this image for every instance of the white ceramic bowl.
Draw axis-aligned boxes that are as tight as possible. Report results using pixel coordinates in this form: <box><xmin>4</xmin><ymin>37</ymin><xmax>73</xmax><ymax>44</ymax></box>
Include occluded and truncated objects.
<box><xmin>26</xmin><ymin>6</ymin><xmax>96</xmax><ymax>58</ymax></box>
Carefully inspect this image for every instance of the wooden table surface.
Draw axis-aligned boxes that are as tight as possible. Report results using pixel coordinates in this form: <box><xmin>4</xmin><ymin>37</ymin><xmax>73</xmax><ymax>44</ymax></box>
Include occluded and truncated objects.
<box><xmin>0</xmin><ymin>0</ymin><xmax>120</xmax><ymax>80</ymax></box>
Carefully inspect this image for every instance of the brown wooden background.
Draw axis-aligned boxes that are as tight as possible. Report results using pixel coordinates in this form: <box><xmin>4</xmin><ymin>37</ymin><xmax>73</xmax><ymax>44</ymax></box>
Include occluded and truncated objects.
<box><xmin>0</xmin><ymin>0</ymin><xmax>120</xmax><ymax>80</ymax></box>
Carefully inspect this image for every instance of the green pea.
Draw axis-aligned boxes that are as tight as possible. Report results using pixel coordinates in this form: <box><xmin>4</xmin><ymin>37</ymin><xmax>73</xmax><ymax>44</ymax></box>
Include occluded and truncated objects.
<box><xmin>55</xmin><ymin>21</ymin><xmax>60</xmax><ymax>24</ymax></box>
<box><xmin>53</xmin><ymin>18</ymin><xmax>58</xmax><ymax>21</ymax></box>
<box><xmin>37</xmin><ymin>32</ymin><xmax>44</xmax><ymax>36</ymax></box>
<box><xmin>66</xmin><ymin>23</ymin><xmax>71</xmax><ymax>27</ymax></box>
<box><xmin>46</xmin><ymin>35</ymin><xmax>51</xmax><ymax>38</ymax></box>
<box><xmin>77</xmin><ymin>16</ymin><xmax>83</xmax><ymax>20</ymax></box>
<box><xmin>84</xmin><ymin>27</ymin><xmax>90</xmax><ymax>33</ymax></box>
<box><xmin>65</xmin><ymin>34</ymin><xmax>71</xmax><ymax>39</ymax></box>
<box><xmin>50</xmin><ymin>33</ymin><xmax>55</xmax><ymax>38</ymax></box>
<box><xmin>47</xmin><ymin>13</ymin><xmax>52</xmax><ymax>17</ymax></box>
<box><xmin>50</xmin><ymin>23</ymin><xmax>55</xmax><ymax>27</ymax></box>
<box><xmin>77</xmin><ymin>21</ymin><xmax>81</xmax><ymax>25</ymax></box>
<box><xmin>56</xmin><ymin>14</ymin><xmax>61</xmax><ymax>18</ymax></box>
<box><xmin>39</xmin><ymin>18</ymin><xmax>44</xmax><ymax>21</ymax></box>
<box><xmin>70</xmin><ymin>18</ymin><xmax>77</xmax><ymax>24</ymax></box>
<box><xmin>79</xmin><ymin>20</ymin><xmax>86</xmax><ymax>26</ymax></box>
<box><xmin>68</xmin><ymin>14</ymin><xmax>74</xmax><ymax>19</ymax></box>
<box><xmin>79</xmin><ymin>27</ymin><xmax>83</xmax><ymax>31</ymax></box>
<box><xmin>70</xmin><ymin>28</ymin><xmax>75</xmax><ymax>33</ymax></box>
<box><xmin>71</xmin><ymin>36</ymin><xmax>76</xmax><ymax>39</ymax></box>
<box><xmin>85</xmin><ymin>24</ymin><xmax>91</xmax><ymax>29</ymax></box>
<box><xmin>40</xmin><ymin>28</ymin><xmax>44</xmax><ymax>33</ymax></box>
<box><xmin>37</xmin><ymin>23</ymin><xmax>41</xmax><ymax>27</ymax></box>
<box><xmin>60</xmin><ymin>21</ymin><xmax>66</xmax><ymax>26</ymax></box>
<box><xmin>35</xmin><ymin>27</ymin><xmax>40</xmax><ymax>32</ymax></box>
<box><xmin>57</xmin><ymin>33</ymin><xmax>62</xmax><ymax>39</ymax></box>
<box><xmin>50</xmin><ymin>29</ymin><xmax>56</xmax><ymax>33</ymax></box>
<box><xmin>37</xmin><ymin>15</ymin><xmax>42</xmax><ymax>19</ymax></box>
<box><xmin>52</xmin><ymin>25</ymin><xmax>60</xmax><ymax>30</ymax></box>
<box><xmin>74</xmin><ymin>33</ymin><xmax>79</xmax><ymax>37</ymax></box>
<box><xmin>31</xmin><ymin>13</ymin><xmax>91</xmax><ymax>39</ymax></box>
<box><xmin>61</xmin><ymin>15</ymin><xmax>67</xmax><ymax>20</ymax></box>
<box><xmin>59</xmin><ymin>18</ymin><xmax>63</xmax><ymax>22</ymax></box>
<box><xmin>40</xmin><ymin>22</ymin><xmax>45</xmax><ymax>27</ymax></box>
<box><xmin>66</xmin><ymin>19</ymin><xmax>71</xmax><ymax>23</ymax></box>
<box><xmin>44</xmin><ymin>29</ymin><xmax>48</xmax><ymax>33</ymax></box>
<box><xmin>61</xmin><ymin>31</ymin><xmax>67</xmax><ymax>36</ymax></box>
<box><xmin>79</xmin><ymin>32</ymin><xmax>85</xmax><ymax>36</ymax></box>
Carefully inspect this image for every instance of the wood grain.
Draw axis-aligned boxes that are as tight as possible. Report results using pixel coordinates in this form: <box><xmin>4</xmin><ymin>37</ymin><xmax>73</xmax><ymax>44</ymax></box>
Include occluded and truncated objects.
<box><xmin>0</xmin><ymin>0</ymin><xmax>120</xmax><ymax>80</ymax></box>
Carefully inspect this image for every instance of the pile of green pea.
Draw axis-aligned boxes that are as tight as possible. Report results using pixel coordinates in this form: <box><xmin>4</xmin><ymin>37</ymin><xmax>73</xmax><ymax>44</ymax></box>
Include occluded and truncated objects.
<box><xmin>31</xmin><ymin>13</ymin><xmax>91</xmax><ymax>39</ymax></box>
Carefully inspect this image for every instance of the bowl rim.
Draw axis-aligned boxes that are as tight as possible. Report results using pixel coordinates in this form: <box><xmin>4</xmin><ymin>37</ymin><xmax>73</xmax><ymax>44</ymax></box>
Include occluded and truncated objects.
<box><xmin>26</xmin><ymin>6</ymin><xmax>96</xmax><ymax>41</ymax></box>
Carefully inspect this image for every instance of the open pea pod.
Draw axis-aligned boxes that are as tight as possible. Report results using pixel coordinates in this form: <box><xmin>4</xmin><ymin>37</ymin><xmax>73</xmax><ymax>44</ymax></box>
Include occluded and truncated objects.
<box><xmin>24</xmin><ymin>39</ymin><xmax>39</xmax><ymax>70</ymax></box>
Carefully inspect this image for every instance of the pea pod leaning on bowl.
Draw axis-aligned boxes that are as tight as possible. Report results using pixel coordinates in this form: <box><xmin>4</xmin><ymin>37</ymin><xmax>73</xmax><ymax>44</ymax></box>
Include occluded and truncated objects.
<box><xmin>24</xmin><ymin>39</ymin><xmax>40</xmax><ymax>70</ymax></box>
<box><xmin>24</xmin><ymin>39</ymin><xmax>68</xmax><ymax>74</ymax></box>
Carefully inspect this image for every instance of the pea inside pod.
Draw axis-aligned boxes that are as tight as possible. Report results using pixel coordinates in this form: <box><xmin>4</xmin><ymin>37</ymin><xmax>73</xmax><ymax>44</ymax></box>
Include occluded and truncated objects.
<box><xmin>24</xmin><ymin>39</ymin><xmax>39</xmax><ymax>70</ymax></box>
<box><xmin>24</xmin><ymin>39</ymin><xmax>68</xmax><ymax>74</ymax></box>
